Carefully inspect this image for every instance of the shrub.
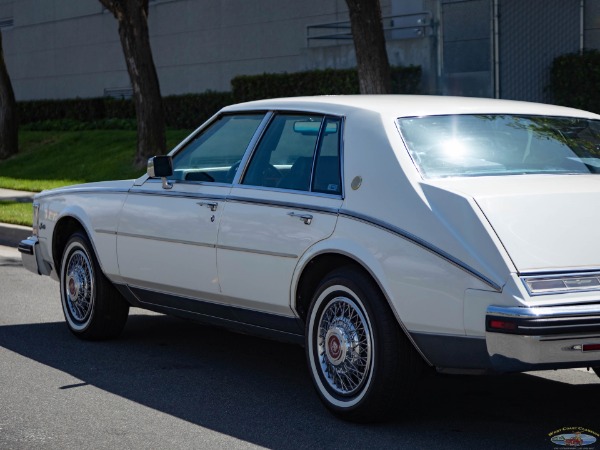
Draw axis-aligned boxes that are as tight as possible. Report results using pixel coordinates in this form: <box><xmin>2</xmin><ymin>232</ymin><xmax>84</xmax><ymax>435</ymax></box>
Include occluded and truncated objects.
<box><xmin>549</xmin><ymin>50</ymin><xmax>600</xmax><ymax>114</ymax></box>
<box><xmin>17</xmin><ymin>92</ymin><xmax>232</xmax><ymax>130</ymax></box>
<box><xmin>16</xmin><ymin>65</ymin><xmax>422</xmax><ymax>129</ymax></box>
<box><xmin>163</xmin><ymin>92</ymin><xmax>233</xmax><ymax>129</ymax></box>
<box><xmin>21</xmin><ymin>118</ymin><xmax>137</xmax><ymax>131</ymax></box>
<box><xmin>231</xmin><ymin>66</ymin><xmax>422</xmax><ymax>102</ymax></box>
<box><xmin>18</xmin><ymin>98</ymin><xmax>106</xmax><ymax>123</ymax></box>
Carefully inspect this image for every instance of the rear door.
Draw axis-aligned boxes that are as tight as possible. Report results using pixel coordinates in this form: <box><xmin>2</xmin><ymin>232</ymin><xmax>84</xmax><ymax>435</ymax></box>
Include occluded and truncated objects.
<box><xmin>217</xmin><ymin>114</ymin><xmax>344</xmax><ymax>317</ymax></box>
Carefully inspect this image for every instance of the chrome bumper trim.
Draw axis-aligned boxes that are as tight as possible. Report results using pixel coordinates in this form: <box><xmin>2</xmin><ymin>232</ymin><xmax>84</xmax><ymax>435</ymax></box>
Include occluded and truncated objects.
<box><xmin>486</xmin><ymin>304</ymin><xmax>600</xmax><ymax>371</ymax></box>
<box><xmin>18</xmin><ymin>236</ymin><xmax>52</xmax><ymax>276</ymax></box>
<box><xmin>18</xmin><ymin>237</ymin><xmax>40</xmax><ymax>274</ymax></box>
<box><xmin>487</xmin><ymin>304</ymin><xmax>600</xmax><ymax>335</ymax></box>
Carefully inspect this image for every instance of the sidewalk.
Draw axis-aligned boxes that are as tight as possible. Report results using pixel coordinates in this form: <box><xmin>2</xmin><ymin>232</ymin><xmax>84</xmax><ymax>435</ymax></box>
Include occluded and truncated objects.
<box><xmin>0</xmin><ymin>242</ymin><xmax>20</xmax><ymax>265</ymax></box>
<box><xmin>0</xmin><ymin>188</ymin><xmax>36</xmax><ymax>203</ymax></box>
<box><xmin>0</xmin><ymin>188</ymin><xmax>36</xmax><ymax>248</ymax></box>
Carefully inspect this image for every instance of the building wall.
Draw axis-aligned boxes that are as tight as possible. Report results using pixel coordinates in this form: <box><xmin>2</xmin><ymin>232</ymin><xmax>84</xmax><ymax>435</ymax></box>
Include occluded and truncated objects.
<box><xmin>440</xmin><ymin>0</ymin><xmax>492</xmax><ymax>98</ymax></box>
<box><xmin>585</xmin><ymin>0</ymin><xmax>600</xmax><ymax>48</ymax></box>
<box><xmin>499</xmin><ymin>0</ymin><xmax>580</xmax><ymax>102</ymax></box>
<box><xmin>305</xmin><ymin>0</ymin><xmax>437</xmax><ymax>93</ymax></box>
<box><xmin>1</xmin><ymin>0</ymin><xmax>599</xmax><ymax>102</ymax></box>
<box><xmin>440</xmin><ymin>0</ymin><xmax>598</xmax><ymax>102</ymax></box>
<box><xmin>0</xmin><ymin>0</ymin><xmax>436</xmax><ymax>101</ymax></box>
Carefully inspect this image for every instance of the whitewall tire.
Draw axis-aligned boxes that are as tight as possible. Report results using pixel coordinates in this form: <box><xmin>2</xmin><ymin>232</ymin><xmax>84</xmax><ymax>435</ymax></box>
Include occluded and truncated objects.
<box><xmin>60</xmin><ymin>232</ymin><xmax>129</xmax><ymax>340</ymax></box>
<box><xmin>306</xmin><ymin>267</ymin><xmax>422</xmax><ymax>422</ymax></box>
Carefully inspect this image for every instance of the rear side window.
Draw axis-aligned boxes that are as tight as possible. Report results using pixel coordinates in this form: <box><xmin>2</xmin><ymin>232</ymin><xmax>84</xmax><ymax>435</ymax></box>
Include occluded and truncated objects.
<box><xmin>313</xmin><ymin>118</ymin><xmax>342</xmax><ymax>194</ymax></box>
<box><xmin>242</xmin><ymin>114</ymin><xmax>342</xmax><ymax>195</ymax></box>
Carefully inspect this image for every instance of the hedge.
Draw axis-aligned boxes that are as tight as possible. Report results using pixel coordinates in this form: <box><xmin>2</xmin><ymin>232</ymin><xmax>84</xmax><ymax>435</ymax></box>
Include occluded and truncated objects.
<box><xmin>17</xmin><ymin>66</ymin><xmax>422</xmax><ymax>130</ymax></box>
<box><xmin>18</xmin><ymin>92</ymin><xmax>232</xmax><ymax>130</ymax></box>
<box><xmin>549</xmin><ymin>50</ymin><xmax>600</xmax><ymax>114</ymax></box>
<box><xmin>163</xmin><ymin>91</ymin><xmax>233</xmax><ymax>129</ymax></box>
<box><xmin>231</xmin><ymin>66</ymin><xmax>422</xmax><ymax>102</ymax></box>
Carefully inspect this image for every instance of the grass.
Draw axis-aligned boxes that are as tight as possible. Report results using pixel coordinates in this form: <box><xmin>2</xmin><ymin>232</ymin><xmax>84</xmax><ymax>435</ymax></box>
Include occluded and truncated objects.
<box><xmin>0</xmin><ymin>129</ymin><xmax>191</xmax><ymax>192</ymax></box>
<box><xmin>0</xmin><ymin>129</ymin><xmax>192</xmax><ymax>226</ymax></box>
<box><xmin>0</xmin><ymin>201</ymin><xmax>35</xmax><ymax>226</ymax></box>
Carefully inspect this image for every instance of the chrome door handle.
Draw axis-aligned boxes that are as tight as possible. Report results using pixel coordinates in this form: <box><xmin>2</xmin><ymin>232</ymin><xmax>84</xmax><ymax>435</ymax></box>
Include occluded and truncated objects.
<box><xmin>198</xmin><ymin>201</ymin><xmax>218</xmax><ymax>211</ymax></box>
<box><xmin>288</xmin><ymin>212</ymin><xmax>313</xmax><ymax>225</ymax></box>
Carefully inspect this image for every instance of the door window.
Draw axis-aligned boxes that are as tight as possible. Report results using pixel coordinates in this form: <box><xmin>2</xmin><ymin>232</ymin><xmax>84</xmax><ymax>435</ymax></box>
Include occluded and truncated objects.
<box><xmin>170</xmin><ymin>114</ymin><xmax>265</xmax><ymax>184</ymax></box>
<box><xmin>242</xmin><ymin>114</ymin><xmax>342</xmax><ymax>194</ymax></box>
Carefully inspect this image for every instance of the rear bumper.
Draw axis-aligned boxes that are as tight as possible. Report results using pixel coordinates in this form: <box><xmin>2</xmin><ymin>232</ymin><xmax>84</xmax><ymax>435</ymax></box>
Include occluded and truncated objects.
<box><xmin>18</xmin><ymin>237</ymin><xmax>51</xmax><ymax>276</ymax></box>
<box><xmin>486</xmin><ymin>304</ymin><xmax>600</xmax><ymax>371</ymax></box>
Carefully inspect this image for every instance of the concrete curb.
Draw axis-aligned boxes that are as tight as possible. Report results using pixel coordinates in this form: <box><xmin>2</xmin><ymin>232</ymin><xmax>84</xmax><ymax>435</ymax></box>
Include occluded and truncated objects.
<box><xmin>0</xmin><ymin>222</ymin><xmax>31</xmax><ymax>248</ymax></box>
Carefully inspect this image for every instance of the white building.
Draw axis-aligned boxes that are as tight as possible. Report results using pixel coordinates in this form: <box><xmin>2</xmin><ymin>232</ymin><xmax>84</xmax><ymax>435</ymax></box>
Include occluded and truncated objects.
<box><xmin>0</xmin><ymin>0</ymin><xmax>598</xmax><ymax>102</ymax></box>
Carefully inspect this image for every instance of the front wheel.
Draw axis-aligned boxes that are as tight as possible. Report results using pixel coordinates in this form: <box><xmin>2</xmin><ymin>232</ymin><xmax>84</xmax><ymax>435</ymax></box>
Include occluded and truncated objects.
<box><xmin>306</xmin><ymin>267</ymin><xmax>423</xmax><ymax>422</ymax></box>
<box><xmin>60</xmin><ymin>232</ymin><xmax>129</xmax><ymax>340</ymax></box>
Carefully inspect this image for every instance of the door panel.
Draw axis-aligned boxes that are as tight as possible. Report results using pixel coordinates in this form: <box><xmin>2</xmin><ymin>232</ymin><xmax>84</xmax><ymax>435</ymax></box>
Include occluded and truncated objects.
<box><xmin>217</xmin><ymin>113</ymin><xmax>343</xmax><ymax>315</ymax></box>
<box><xmin>217</xmin><ymin>188</ymin><xmax>341</xmax><ymax>315</ymax></box>
<box><xmin>117</xmin><ymin>113</ymin><xmax>266</xmax><ymax>302</ymax></box>
<box><xmin>117</xmin><ymin>180</ymin><xmax>228</xmax><ymax>299</ymax></box>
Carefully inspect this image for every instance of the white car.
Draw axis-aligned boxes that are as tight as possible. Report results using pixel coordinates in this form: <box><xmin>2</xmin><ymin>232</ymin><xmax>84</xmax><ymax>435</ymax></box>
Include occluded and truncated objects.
<box><xmin>19</xmin><ymin>95</ymin><xmax>600</xmax><ymax>422</ymax></box>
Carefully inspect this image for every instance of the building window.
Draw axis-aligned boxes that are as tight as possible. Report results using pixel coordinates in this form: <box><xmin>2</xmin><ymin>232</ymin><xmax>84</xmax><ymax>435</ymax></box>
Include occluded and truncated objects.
<box><xmin>104</xmin><ymin>87</ymin><xmax>134</xmax><ymax>100</ymax></box>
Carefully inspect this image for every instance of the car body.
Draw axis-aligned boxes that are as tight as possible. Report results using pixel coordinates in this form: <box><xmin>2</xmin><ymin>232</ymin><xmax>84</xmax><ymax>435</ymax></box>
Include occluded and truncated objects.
<box><xmin>19</xmin><ymin>95</ymin><xmax>600</xmax><ymax>421</ymax></box>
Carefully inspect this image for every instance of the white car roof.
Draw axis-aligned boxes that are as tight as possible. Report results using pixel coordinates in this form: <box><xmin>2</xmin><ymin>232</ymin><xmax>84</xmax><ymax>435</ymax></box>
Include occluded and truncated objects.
<box><xmin>223</xmin><ymin>95</ymin><xmax>600</xmax><ymax>120</ymax></box>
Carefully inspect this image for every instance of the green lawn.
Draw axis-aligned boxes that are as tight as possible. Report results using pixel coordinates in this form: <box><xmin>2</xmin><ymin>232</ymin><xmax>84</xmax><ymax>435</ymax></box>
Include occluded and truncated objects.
<box><xmin>0</xmin><ymin>129</ymin><xmax>192</xmax><ymax>226</ymax></box>
<box><xmin>0</xmin><ymin>201</ymin><xmax>34</xmax><ymax>226</ymax></box>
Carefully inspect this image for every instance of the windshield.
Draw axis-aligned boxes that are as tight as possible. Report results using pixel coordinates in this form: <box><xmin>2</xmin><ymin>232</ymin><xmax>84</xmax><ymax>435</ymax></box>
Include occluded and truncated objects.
<box><xmin>398</xmin><ymin>114</ymin><xmax>600</xmax><ymax>178</ymax></box>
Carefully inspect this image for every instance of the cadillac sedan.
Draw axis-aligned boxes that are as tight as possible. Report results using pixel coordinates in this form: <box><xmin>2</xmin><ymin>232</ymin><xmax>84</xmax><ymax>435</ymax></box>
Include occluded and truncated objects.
<box><xmin>19</xmin><ymin>95</ymin><xmax>600</xmax><ymax>422</ymax></box>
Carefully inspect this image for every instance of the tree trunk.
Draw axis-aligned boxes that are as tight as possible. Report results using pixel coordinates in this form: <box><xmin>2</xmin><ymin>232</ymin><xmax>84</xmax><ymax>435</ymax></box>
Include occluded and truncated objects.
<box><xmin>99</xmin><ymin>0</ymin><xmax>166</xmax><ymax>169</ymax></box>
<box><xmin>345</xmin><ymin>0</ymin><xmax>392</xmax><ymax>94</ymax></box>
<box><xmin>0</xmin><ymin>30</ymin><xmax>17</xmax><ymax>160</ymax></box>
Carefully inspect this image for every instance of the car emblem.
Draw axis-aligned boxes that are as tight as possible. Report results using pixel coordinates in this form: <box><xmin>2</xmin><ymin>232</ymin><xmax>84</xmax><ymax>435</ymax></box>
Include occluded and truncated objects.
<box><xmin>351</xmin><ymin>176</ymin><xmax>362</xmax><ymax>190</ymax></box>
<box><xmin>328</xmin><ymin>335</ymin><xmax>341</xmax><ymax>360</ymax></box>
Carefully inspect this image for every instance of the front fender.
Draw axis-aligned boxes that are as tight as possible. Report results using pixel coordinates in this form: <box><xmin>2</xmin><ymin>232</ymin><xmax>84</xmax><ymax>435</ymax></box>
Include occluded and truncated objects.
<box><xmin>43</xmin><ymin>193</ymin><xmax>127</xmax><ymax>281</ymax></box>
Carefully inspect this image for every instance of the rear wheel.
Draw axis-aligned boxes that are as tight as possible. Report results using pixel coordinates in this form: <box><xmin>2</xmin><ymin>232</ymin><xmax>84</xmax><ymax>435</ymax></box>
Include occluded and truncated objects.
<box><xmin>306</xmin><ymin>267</ymin><xmax>423</xmax><ymax>422</ymax></box>
<box><xmin>60</xmin><ymin>232</ymin><xmax>129</xmax><ymax>340</ymax></box>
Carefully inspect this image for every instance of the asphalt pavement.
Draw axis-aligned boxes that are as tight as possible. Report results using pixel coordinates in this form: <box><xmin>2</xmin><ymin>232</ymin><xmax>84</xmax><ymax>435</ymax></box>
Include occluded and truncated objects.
<box><xmin>1</xmin><ymin>260</ymin><xmax>598</xmax><ymax>450</ymax></box>
<box><xmin>0</xmin><ymin>243</ymin><xmax>20</xmax><ymax>265</ymax></box>
<box><xmin>0</xmin><ymin>189</ymin><xmax>599</xmax><ymax>448</ymax></box>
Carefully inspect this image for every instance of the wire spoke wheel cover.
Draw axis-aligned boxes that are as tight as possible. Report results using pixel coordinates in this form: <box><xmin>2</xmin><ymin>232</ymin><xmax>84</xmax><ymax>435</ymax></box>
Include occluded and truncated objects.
<box><xmin>318</xmin><ymin>295</ymin><xmax>372</xmax><ymax>396</ymax></box>
<box><xmin>59</xmin><ymin>232</ymin><xmax>129</xmax><ymax>340</ymax></box>
<box><xmin>306</xmin><ymin>267</ymin><xmax>422</xmax><ymax>422</ymax></box>
<box><xmin>308</xmin><ymin>281</ymin><xmax>375</xmax><ymax>410</ymax></box>
<box><xmin>60</xmin><ymin>238</ymin><xmax>97</xmax><ymax>332</ymax></box>
<box><xmin>65</xmin><ymin>250</ymin><xmax>95</xmax><ymax>323</ymax></box>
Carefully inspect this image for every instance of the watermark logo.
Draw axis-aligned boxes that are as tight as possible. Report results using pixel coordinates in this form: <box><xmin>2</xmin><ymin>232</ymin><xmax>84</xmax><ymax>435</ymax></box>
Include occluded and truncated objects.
<box><xmin>549</xmin><ymin>427</ymin><xmax>598</xmax><ymax>448</ymax></box>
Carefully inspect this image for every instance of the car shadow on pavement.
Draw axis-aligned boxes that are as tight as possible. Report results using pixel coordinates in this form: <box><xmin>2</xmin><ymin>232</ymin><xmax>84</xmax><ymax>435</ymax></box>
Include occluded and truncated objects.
<box><xmin>0</xmin><ymin>313</ymin><xmax>597</xmax><ymax>449</ymax></box>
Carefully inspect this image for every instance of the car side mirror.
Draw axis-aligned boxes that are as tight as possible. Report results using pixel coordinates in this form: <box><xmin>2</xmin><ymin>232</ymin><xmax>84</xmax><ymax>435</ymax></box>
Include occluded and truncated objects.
<box><xmin>147</xmin><ymin>155</ymin><xmax>173</xmax><ymax>190</ymax></box>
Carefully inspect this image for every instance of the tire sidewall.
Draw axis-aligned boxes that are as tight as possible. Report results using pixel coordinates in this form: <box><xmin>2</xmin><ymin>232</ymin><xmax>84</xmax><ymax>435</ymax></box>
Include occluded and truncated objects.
<box><xmin>306</xmin><ymin>274</ymin><xmax>377</xmax><ymax>412</ymax></box>
<box><xmin>60</xmin><ymin>235</ymin><xmax>97</xmax><ymax>333</ymax></box>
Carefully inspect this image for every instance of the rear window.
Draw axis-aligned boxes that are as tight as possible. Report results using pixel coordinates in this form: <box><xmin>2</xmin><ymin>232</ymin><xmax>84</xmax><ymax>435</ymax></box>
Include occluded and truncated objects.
<box><xmin>398</xmin><ymin>114</ymin><xmax>600</xmax><ymax>178</ymax></box>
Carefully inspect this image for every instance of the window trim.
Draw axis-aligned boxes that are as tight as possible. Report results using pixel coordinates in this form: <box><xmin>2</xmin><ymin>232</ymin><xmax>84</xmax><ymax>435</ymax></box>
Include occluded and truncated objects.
<box><xmin>168</xmin><ymin>111</ymin><xmax>271</xmax><ymax>187</ymax></box>
<box><xmin>311</xmin><ymin>116</ymin><xmax>344</xmax><ymax>196</ymax></box>
<box><xmin>236</xmin><ymin>111</ymin><xmax>345</xmax><ymax>198</ymax></box>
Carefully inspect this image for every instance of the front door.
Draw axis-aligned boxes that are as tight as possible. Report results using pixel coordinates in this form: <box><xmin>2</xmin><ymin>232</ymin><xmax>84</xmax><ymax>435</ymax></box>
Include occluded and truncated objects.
<box><xmin>117</xmin><ymin>113</ymin><xmax>267</xmax><ymax>304</ymax></box>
